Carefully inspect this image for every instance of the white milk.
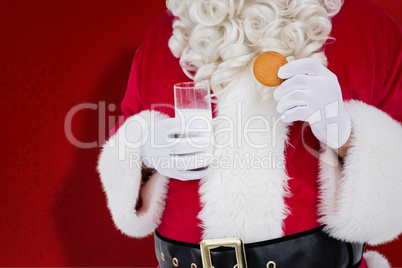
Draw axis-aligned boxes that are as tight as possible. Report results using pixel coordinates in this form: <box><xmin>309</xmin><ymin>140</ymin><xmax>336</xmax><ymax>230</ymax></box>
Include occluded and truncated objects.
<box><xmin>175</xmin><ymin>108</ymin><xmax>213</xmax><ymax>138</ymax></box>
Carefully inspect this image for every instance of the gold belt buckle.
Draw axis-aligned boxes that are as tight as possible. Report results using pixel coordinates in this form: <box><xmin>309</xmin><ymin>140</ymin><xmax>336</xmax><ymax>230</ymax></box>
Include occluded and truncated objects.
<box><xmin>200</xmin><ymin>237</ymin><xmax>247</xmax><ymax>268</ymax></box>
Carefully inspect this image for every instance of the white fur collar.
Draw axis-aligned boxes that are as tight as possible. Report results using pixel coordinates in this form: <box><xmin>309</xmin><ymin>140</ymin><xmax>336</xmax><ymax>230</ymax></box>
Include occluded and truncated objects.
<box><xmin>199</xmin><ymin>71</ymin><xmax>291</xmax><ymax>243</ymax></box>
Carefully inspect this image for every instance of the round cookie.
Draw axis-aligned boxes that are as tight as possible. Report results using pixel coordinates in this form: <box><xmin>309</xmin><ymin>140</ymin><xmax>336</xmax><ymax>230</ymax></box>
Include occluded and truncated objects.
<box><xmin>253</xmin><ymin>51</ymin><xmax>288</xmax><ymax>87</ymax></box>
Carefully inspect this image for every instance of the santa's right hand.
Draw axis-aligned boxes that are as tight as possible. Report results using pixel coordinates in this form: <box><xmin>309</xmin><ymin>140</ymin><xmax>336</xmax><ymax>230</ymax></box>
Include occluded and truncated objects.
<box><xmin>141</xmin><ymin>117</ymin><xmax>213</xmax><ymax>181</ymax></box>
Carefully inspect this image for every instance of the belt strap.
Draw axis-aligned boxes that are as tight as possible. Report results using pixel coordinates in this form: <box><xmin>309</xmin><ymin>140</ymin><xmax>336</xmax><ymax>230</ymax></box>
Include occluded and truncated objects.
<box><xmin>155</xmin><ymin>227</ymin><xmax>364</xmax><ymax>268</ymax></box>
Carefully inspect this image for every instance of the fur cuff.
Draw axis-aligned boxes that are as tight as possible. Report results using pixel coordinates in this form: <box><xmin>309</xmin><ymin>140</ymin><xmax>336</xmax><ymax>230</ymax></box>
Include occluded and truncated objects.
<box><xmin>97</xmin><ymin>110</ymin><xmax>170</xmax><ymax>237</ymax></box>
<box><xmin>364</xmin><ymin>251</ymin><xmax>391</xmax><ymax>268</ymax></box>
<box><xmin>318</xmin><ymin>100</ymin><xmax>402</xmax><ymax>245</ymax></box>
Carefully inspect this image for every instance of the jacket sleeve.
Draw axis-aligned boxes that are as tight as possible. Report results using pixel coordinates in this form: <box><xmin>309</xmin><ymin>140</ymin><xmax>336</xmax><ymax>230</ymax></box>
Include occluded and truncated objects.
<box><xmin>318</xmin><ymin>0</ymin><xmax>402</xmax><ymax>246</ymax></box>
<box><xmin>97</xmin><ymin>13</ymin><xmax>174</xmax><ymax>238</ymax></box>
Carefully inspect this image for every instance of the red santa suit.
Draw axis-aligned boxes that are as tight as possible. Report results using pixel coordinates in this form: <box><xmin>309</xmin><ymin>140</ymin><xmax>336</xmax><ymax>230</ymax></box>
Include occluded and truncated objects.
<box><xmin>97</xmin><ymin>0</ymin><xmax>402</xmax><ymax>267</ymax></box>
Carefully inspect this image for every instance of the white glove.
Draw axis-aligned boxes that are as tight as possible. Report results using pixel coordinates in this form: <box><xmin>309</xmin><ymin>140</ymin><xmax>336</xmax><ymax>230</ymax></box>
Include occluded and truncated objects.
<box><xmin>141</xmin><ymin>116</ymin><xmax>213</xmax><ymax>180</ymax></box>
<box><xmin>274</xmin><ymin>58</ymin><xmax>351</xmax><ymax>149</ymax></box>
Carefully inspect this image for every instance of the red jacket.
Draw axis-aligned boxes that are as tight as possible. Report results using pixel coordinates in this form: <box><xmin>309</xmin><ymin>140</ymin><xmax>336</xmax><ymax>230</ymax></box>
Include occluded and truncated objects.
<box><xmin>98</xmin><ymin>0</ymin><xmax>402</xmax><ymax>267</ymax></box>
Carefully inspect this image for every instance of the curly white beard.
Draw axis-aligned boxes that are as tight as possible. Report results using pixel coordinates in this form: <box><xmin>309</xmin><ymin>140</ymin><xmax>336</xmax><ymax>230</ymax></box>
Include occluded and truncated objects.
<box><xmin>167</xmin><ymin>0</ymin><xmax>343</xmax><ymax>97</ymax></box>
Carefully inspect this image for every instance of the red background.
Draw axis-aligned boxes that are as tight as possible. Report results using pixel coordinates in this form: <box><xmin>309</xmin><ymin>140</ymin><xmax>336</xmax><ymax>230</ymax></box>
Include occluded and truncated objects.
<box><xmin>0</xmin><ymin>0</ymin><xmax>400</xmax><ymax>267</ymax></box>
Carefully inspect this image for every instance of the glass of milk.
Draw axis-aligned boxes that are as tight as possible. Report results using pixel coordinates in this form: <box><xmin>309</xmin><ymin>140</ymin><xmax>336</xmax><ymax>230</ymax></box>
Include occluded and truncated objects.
<box><xmin>174</xmin><ymin>82</ymin><xmax>212</xmax><ymax>140</ymax></box>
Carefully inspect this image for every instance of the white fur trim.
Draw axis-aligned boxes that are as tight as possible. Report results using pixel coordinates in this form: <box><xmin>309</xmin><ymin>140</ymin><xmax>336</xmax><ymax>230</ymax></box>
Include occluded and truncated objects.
<box><xmin>318</xmin><ymin>100</ymin><xmax>402</xmax><ymax>244</ymax></box>
<box><xmin>97</xmin><ymin>110</ymin><xmax>170</xmax><ymax>237</ymax></box>
<box><xmin>364</xmin><ymin>251</ymin><xmax>391</xmax><ymax>268</ymax></box>
<box><xmin>199</xmin><ymin>71</ymin><xmax>291</xmax><ymax>243</ymax></box>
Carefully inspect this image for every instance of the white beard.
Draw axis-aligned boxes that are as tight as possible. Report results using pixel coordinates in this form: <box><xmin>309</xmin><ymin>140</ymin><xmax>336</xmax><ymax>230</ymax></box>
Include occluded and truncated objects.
<box><xmin>167</xmin><ymin>0</ymin><xmax>342</xmax><ymax>95</ymax></box>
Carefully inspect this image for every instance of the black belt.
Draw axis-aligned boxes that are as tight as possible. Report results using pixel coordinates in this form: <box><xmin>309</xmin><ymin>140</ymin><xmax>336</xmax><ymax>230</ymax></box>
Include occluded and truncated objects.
<box><xmin>154</xmin><ymin>227</ymin><xmax>364</xmax><ymax>268</ymax></box>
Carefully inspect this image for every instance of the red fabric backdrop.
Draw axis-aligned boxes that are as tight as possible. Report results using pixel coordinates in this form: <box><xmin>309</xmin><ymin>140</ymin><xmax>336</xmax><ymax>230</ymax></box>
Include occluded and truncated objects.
<box><xmin>0</xmin><ymin>0</ymin><xmax>400</xmax><ymax>267</ymax></box>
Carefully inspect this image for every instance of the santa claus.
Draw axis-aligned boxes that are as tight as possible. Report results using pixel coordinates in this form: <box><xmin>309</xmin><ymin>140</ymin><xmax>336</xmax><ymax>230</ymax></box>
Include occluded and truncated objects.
<box><xmin>97</xmin><ymin>0</ymin><xmax>402</xmax><ymax>267</ymax></box>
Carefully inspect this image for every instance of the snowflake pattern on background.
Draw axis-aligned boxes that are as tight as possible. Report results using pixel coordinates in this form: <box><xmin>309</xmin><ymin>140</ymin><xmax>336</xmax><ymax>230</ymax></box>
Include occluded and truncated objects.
<box><xmin>66</xmin><ymin>226</ymin><xmax>108</xmax><ymax>266</ymax></box>
<box><xmin>0</xmin><ymin>45</ymin><xmax>72</xmax><ymax>121</ymax></box>
<box><xmin>0</xmin><ymin>234</ymin><xmax>10</xmax><ymax>259</ymax></box>
<box><xmin>38</xmin><ymin>0</ymin><xmax>66</xmax><ymax>30</ymax></box>
<box><xmin>0</xmin><ymin>130</ymin><xmax>51</xmax><ymax>198</ymax></box>
<box><xmin>0</xmin><ymin>0</ymin><xmax>29</xmax><ymax>44</ymax></box>
<box><xmin>38</xmin><ymin>183</ymin><xmax>88</xmax><ymax>230</ymax></box>
<box><xmin>10</xmin><ymin>217</ymin><xmax>52</xmax><ymax>265</ymax></box>
<box><xmin>0</xmin><ymin>193</ymin><xmax>20</xmax><ymax>233</ymax></box>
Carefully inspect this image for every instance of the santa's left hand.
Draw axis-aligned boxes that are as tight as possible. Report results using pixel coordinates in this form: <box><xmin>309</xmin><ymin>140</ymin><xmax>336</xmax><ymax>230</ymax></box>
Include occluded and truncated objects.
<box><xmin>274</xmin><ymin>58</ymin><xmax>351</xmax><ymax>149</ymax></box>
